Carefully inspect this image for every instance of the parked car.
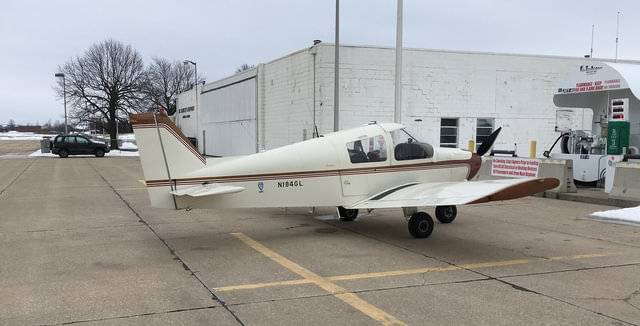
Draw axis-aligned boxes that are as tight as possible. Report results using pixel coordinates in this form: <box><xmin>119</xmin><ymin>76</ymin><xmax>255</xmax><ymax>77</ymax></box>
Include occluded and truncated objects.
<box><xmin>50</xmin><ymin>134</ymin><xmax>110</xmax><ymax>158</ymax></box>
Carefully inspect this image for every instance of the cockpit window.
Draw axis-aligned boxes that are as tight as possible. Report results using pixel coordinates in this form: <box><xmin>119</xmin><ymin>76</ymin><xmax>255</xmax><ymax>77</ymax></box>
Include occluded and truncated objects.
<box><xmin>346</xmin><ymin>135</ymin><xmax>387</xmax><ymax>164</ymax></box>
<box><xmin>391</xmin><ymin>128</ymin><xmax>434</xmax><ymax>160</ymax></box>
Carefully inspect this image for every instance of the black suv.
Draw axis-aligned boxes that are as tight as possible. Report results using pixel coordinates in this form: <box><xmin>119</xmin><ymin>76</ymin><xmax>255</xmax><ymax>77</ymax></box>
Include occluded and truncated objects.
<box><xmin>50</xmin><ymin>134</ymin><xmax>110</xmax><ymax>158</ymax></box>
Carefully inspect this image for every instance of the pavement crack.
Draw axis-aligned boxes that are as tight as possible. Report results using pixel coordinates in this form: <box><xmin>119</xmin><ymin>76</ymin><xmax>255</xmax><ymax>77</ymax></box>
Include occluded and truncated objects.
<box><xmin>499</xmin><ymin>262</ymin><xmax>640</xmax><ymax>280</ymax></box>
<box><xmin>323</xmin><ymin>218</ymin><xmax>639</xmax><ymax>326</ymax></box>
<box><xmin>0</xmin><ymin>157</ymin><xmax>37</xmax><ymax>196</ymax></box>
<box><xmin>47</xmin><ymin>305</ymin><xmax>218</xmax><ymax>325</ymax></box>
<box><xmin>0</xmin><ymin>223</ymin><xmax>145</xmax><ymax>235</ymax></box>
<box><xmin>225</xmin><ymin>293</ymin><xmax>335</xmax><ymax>307</ymax></box>
<box><xmin>624</xmin><ymin>287</ymin><xmax>640</xmax><ymax>312</ymax></box>
<box><xmin>85</xmin><ymin>159</ymin><xmax>246</xmax><ymax>326</ymax></box>
<box><xmin>489</xmin><ymin>277</ymin><xmax>638</xmax><ymax>326</ymax></box>
<box><xmin>482</xmin><ymin>216</ymin><xmax>640</xmax><ymax>249</ymax></box>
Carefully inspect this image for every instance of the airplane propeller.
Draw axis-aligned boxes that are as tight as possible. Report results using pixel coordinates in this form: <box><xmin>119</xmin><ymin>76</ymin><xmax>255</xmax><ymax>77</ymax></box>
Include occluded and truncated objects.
<box><xmin>475</xmin><ymin>127</ymin><xmax>502</xmax><ymax>156</ymax></box>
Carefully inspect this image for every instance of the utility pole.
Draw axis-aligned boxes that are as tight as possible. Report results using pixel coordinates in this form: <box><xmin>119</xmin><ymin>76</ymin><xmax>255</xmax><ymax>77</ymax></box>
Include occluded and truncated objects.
<box><xmin>183</xmin><ymin>60</ymin><xmax>200</xmax><ymax>152</ymax></box>
<box><xmin>394</xmin><ymin>0</ymin><xmax>403</xmax><ymax>124</ymax></box>
<box><xmin>54</xmin><ymin>73</ymin><xmax>68</xmax><ymax>133</ymax></box>
<box><xmin>590</xmin><ymin>24</ymin><xmax>594</xmax><ymax>59</ymax></box>
<box><xmin>334</xmin><ymin>0</ymin><xmax>340</xmax><ymax>132</ymax></box>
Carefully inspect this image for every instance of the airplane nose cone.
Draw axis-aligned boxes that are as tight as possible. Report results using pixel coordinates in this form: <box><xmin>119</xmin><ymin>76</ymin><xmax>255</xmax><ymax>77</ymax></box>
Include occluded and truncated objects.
<box><xmin>468</xmin><ymin>154</ymin><xmax>482</xmax><ymax>180</ymax></box>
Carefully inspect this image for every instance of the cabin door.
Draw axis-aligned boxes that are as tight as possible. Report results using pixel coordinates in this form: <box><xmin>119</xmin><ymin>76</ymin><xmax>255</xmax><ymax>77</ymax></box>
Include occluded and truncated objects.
<box><xmin>340</xmin><ymin>172</ymin><xmax>369</xmax><ymax>196</ymax></box>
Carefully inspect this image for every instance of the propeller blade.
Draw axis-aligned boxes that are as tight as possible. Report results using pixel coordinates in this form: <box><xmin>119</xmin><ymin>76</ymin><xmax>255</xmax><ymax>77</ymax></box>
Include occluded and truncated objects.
<box><xmin>476</xmin><ymin>127</ymin><xmax>502</xmax><ymax>156</ymax></box>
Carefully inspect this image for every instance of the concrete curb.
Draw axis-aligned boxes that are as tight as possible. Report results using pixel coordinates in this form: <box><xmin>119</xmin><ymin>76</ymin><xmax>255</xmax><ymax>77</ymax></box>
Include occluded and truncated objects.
<box><xmin>535</xmin><ymin>191</ymin><xmax>640</xmax><ymax>208</ymax></box>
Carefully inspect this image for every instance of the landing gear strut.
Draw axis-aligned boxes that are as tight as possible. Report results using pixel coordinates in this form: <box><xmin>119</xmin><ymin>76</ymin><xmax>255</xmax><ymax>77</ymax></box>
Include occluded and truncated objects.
<box><xmin>337</xmin><ymin>206</ymin><xmax>359</xmax><ymax>222</ymax></box>
<box><xmin>435</xmin><ymin>205</ymin><xmax>457</xmax><ymax>224</ymax></box>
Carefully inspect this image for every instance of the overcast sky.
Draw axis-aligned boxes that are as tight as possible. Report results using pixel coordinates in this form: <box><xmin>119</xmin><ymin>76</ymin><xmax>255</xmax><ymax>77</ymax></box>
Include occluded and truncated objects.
<box><xmin>1</xmin><ymin>0</ymin><xmax>639</xmax><ymax>124</ymax></box>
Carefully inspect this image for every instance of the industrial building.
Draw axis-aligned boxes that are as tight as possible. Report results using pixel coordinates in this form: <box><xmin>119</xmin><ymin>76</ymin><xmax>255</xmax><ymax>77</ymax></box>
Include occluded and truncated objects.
<box><xmin>175</xmin><ymin>43</ymin><xmax>639</xmax><ymax>158</ymax></box>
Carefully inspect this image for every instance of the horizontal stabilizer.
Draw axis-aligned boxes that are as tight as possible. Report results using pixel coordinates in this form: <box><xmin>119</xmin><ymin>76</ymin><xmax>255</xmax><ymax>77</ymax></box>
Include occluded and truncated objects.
<box><xmin>349</xmin><ymin>178</ymin><xmax>559</xmax><ymax>209</ymax></box>
<box><xmin>170</xmin><ymin>183</ymin><xmax>245</xmax><ymax>197</ymax></box>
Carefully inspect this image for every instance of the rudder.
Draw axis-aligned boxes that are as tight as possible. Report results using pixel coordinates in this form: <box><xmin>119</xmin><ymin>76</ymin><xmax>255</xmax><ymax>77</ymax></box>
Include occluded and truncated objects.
<box><xmin>130</xmin><ymin>113</ymin><xmax>206</xmax><ymax>208</ymax></box>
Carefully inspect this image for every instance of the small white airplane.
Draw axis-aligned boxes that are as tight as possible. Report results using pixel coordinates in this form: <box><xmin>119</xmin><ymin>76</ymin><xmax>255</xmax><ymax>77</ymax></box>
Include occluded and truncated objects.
<box><xmin>130</xmin><ymin>113</ymin><xmax>558</xmax><ymax>238</ymax></box>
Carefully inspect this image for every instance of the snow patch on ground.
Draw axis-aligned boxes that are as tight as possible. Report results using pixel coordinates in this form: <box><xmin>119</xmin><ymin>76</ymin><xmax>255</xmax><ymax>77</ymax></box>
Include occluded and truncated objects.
<box><xmin>120</xmin><ymin>142</ymin><xmax>138</xmax><ymax>150</ymax></box>
<box><xmin>591</xmin><ymin>206</ymin><xmax>640</xmax><ymax>224</ymax></box>
<box><xmin>29</xmin><ymin>149</ymin><xmax>139</xmax><ymax>157</ymax></box>
<box><xmin>0</xmin><ymin>131</ymin><xmax>53</xmax><ymax>140</ymax></box>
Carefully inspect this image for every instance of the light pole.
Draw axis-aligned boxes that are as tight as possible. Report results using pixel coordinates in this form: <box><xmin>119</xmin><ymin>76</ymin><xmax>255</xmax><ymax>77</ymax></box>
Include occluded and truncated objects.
<box><xmin>54</xmin><ymin>73</ymin><xmax>68</xmax><ymax>133</ymax></box>
<box><xmin>183</xmin><ymin>60</ymin><xmax>200</xmax><ymax>152</ymax></box>
<box><xmin>394</xmin><ymin>0</ymin><xmax>403</xmax><ymax>124</ymax></box>
<box><xmin>334</xmin><ymin>0</ymin><xmax>340</xmax><ymax>132</ymax></box>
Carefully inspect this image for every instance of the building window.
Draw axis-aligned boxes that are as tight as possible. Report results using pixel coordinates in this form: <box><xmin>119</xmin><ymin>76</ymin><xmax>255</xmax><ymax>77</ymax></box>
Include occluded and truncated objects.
<box><xmin>440</xmin><ymin>118</ymin><xmax>458</xmax><ymax>148</ymax></box>
<box><xmin>476</xmin><ymin>118</ymin><xmax>494</xmax><ymax>150</ymax></box>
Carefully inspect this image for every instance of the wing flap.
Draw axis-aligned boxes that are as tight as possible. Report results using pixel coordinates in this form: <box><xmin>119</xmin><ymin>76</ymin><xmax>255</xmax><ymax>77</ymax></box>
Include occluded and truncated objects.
<box><xmin>170</xmin><ymin>183</ymin><xmax>245</xmax><ymax>197</ymax></box>
<box><xmin>349</xmin><ymin>178</ymin><xmax>559</xmax><ymax>209</ymax></box>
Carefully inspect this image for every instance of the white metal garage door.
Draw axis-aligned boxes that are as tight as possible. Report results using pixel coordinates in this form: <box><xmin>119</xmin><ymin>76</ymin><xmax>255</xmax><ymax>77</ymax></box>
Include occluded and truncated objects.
<box><xmin>200</xmin><ymin>76</ymin><xmax>257</xmax><ymax>156</ymax></box>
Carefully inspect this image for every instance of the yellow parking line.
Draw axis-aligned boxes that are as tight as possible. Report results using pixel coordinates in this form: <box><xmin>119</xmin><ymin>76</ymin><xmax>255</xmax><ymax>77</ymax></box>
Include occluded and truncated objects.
<box><xmin>231</xmin><ymin>232</ymin><xmax>407</xmax><ymax>326</ymax></box>
<box><xmin>328</xmin><ymin>265</ymin><xmax>461</xmax><ymax>282</ymax></box>
<box><xmin>545</xmin><ymin>253</ymin><xmax>614</xmax><ymax>260</ymax></box>
<box><xmin>214</xmin><ymin>252</ymin><xmax>616</xmax><ymax>293</ymax></box>
<box><xmin>214</xmin><ymin>279</ymin><xmax>311</xmax><ymax>292</ymax></box>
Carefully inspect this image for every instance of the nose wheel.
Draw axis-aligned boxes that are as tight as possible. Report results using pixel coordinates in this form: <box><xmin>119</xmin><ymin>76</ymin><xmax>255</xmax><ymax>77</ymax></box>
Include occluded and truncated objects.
<box><xmin>408</xmin><ymin>212</ymin><xmax>434</xmax><ymax>238</ymax></box>
<box><xmin>337</xmin><ymin>206</ymin><xmax>359</xmax><ymax>222</ymax></box>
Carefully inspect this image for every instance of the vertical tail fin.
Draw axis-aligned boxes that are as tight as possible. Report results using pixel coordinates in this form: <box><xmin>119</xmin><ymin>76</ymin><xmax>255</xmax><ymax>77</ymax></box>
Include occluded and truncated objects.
<box><xmin>130</xmin><ymin>113</ymin><xmax>206</xmax><ymax>208</ymax></box>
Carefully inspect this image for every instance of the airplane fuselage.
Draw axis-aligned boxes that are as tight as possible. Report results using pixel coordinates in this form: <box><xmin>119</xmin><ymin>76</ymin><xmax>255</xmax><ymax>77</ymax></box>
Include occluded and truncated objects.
<box><xmin>144</xmin><ymin>123</ymin><xmax>481</xmax><ymax>210</ymax></box>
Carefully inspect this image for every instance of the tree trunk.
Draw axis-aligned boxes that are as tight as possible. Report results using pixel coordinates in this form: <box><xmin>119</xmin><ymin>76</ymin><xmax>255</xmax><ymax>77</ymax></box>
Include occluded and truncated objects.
<box><xmin>108</xmin><ymin>109</ymin><xmax>118</xmax><ymax>149</ymax></box>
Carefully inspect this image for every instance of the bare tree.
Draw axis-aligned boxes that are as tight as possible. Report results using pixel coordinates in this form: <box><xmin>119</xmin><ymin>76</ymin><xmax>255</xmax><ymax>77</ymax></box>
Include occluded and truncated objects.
<box><xmin>55</xmin><ymin>39</ymin><xmax>148</xmax><ymax>149</ymax></box>
<box><xmin>235</xmin><ymin>63</ymin><xmax>255</xmax><ymax>73</ymax></box>
<box><xmin>145</xmin><ymin>57</ymin><xmax>203</xmax><ymax>116</ymax></box>
<box><xmin>7</xmin><ymin>119</ymin><xmax>15</xmax><ymax>130</ymax></box>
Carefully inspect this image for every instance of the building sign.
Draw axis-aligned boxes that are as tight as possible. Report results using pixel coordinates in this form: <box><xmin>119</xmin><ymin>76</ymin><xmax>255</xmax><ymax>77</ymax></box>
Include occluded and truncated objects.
<box><xmin>178</xmin><ymin>106</ymin><xmax>195</xmax><ymax>114</ymax></box>
<box><xmin>555</xmin><ymin>63</ymin><xmax>628</xmax><ymax>95</ymax></box>
<box><xmin>491</xmin><ymin>157</ymin><xmax>540</xmax><ymax>178</ymax></box>
<box><xmin>557</xmin><ymin>79</ymin><xmax>621</xmax><ymax>94</ymax></box>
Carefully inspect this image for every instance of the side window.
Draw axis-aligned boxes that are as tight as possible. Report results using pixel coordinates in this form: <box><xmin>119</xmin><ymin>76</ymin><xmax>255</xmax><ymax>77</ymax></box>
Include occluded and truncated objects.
<box><xmin>440</xmin><ymin>118</ymin><xmax>458</xmax><ymax>148</ymax></box>
<box><xmin>346</xmin><ymin>135</ymin><xmax>387</xmax><ymax>164</ymax></box>
<box><xmin>76</xmin><ymin>137</ymin><xmax>89</xmax><ymax>144</ymax></box>
<box><xmin>54</xmin><ymin>136</ymin><xmax>63</xmax><ymax>143</ymax></box>
<box><xmin>64</xmin><ymin>136</ymin><xmax>76</xmax><ymax>143</ymax></box>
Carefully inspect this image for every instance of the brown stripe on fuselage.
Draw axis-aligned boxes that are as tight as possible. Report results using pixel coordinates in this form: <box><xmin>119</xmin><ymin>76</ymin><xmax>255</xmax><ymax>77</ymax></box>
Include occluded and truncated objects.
<box><xmin>144</xmin><ymin>159</ymin><xmax>476</xmax><ymax>188</ymax></box>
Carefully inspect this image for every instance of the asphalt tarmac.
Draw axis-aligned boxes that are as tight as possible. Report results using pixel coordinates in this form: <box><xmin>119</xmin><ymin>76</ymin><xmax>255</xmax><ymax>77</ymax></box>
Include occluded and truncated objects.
<box><xmin>1</xmin><ymin>156</ymin><xmax>639</xmax><ymax>325</ymax></box>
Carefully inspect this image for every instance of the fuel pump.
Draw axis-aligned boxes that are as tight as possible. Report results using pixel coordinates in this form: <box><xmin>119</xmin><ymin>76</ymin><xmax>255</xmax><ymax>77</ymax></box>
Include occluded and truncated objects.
<box><xmin>605</xmin><ymin>98</ymin><xmax>630</xmax><ymax>192</ymax></box>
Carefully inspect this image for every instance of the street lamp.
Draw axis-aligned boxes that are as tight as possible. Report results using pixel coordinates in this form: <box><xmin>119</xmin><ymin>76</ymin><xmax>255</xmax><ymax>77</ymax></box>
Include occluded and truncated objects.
<box><xmin>183</xmin><ymin>60</ymin><xmax>201</xmax><ymax>153</ymax></box>
<box><xmin>54</xmin><ymin>72</ymin><xmax>68</xmax><ymax>133</ymax></box>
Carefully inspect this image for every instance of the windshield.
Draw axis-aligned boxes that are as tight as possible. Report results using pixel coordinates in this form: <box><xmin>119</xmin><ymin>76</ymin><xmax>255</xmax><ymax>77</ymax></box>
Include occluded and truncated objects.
<box><xmin>391</xmin><ymin>128</ymin><xmax>420</xmax><ymax>145</ymax></box>
<box><xmin>391</xmin><ymin>128</ymin><xmax>434</xmax><ymax>160</ymax></box>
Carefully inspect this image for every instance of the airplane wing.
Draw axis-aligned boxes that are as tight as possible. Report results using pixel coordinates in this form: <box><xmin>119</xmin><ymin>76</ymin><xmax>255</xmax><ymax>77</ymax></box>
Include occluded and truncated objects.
<box><xmin>170</xmin><ymin>183</ymin><xmax>245</xmax><ymax>197</ymax></box>
<box><xmin>348</xmin><ymin>178</ymin><xmax>559</xmax><ymax>209</ymax></box>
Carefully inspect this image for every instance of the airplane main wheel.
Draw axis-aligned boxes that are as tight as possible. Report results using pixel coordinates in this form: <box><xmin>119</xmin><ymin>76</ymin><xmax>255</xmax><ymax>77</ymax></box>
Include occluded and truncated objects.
<box><xmin>435</xmin><ymin>205</ymin><xmax>457</xmax><ymax>224</ymax></box>
<box><xmin>338</xmin><ymin>207</ymin><xmax>358</xmax><ymax>222</ymax></box>
<box><xmin>408</xmin><ymin>212</ymin><xmax>434</xmax><ymax>238</ymax></box>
